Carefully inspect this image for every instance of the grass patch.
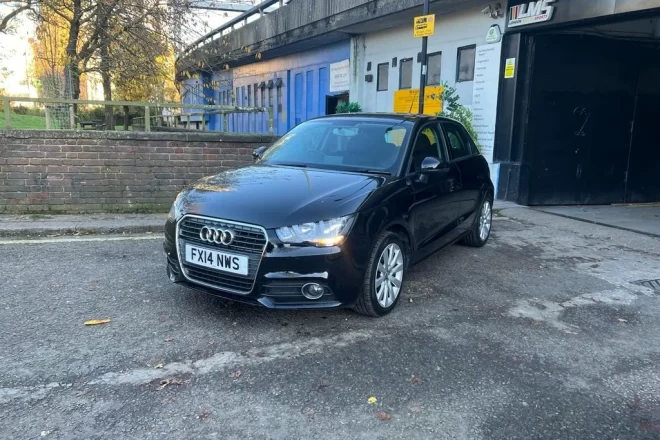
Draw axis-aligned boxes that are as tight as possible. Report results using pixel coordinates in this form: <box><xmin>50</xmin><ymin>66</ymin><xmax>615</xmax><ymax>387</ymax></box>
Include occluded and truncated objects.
<box><xmin>0</xmin><ymin>112</ymin><xmax>134</xmax><ymax>131</ymax></box>
<box><xmin>0</xmin><ymin>112</ymin><xmax>47</xmax><ymax>129</ymax></box>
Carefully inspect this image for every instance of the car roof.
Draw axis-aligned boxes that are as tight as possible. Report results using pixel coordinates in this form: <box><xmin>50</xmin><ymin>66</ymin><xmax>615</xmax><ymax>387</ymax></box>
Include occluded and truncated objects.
<box><xmin>311</xmin><ymin>112</ymin><xmax>456</xmax><ymax>124</ymax></box>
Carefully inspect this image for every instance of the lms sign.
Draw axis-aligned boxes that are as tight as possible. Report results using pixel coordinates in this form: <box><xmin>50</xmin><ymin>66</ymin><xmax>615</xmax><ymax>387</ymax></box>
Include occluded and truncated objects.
<box><xmin>509</xmin><ymin>0</ymin><xmax>556</xmax><ymax>27</ymax></box>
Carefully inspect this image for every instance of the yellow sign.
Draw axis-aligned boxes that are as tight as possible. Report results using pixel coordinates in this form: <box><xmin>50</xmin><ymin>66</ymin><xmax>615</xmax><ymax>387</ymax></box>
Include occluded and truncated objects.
<box><xmin>504</xmin><ymin>58</ymin><xmax>516</xmax><ymax>79</ymax></box>
<box><xmin>393</xmin><ymin>85</ymin><xmax>443</xmax><ymax>116</ymax></box>
<box><xmin>413</xmin><ymin>14</ymin><xmax>436</xmax><ymax>38</ymax></box>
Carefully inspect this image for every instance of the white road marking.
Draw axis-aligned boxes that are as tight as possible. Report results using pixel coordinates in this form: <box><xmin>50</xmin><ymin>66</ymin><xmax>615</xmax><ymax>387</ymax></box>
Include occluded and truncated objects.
<box><xmin>0</xmin><ymin>235</ymin><xmax>163</xmax><ymax>245</ymax></box>
<box><xmin>0</xmin><ymin>330</ymin><xmax>373</xmax><ymax>403</ymax></box>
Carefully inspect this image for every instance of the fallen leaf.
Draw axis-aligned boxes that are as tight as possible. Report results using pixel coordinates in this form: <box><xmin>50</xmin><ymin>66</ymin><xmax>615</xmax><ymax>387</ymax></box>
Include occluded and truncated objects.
<box><xmin>157</xmin><ymin>378</ymin><xmax>186</xmax><ymax>390</ymax></box>
<box><xmin>198</xmin><ymin>411</ymin><xmax>211</xmax><ymax>420</ymax></box>
<box><xmin>367</xmin><ymin>396</ymin><xmax>377</xmax><ymax>404</ymax></box>
<box><xmin>375</xmin><ymin>412</ymin><xmax>392</xmax><ymax>421</ymax></box>
<box><xmin>616</xmin><ymin>318</ymin><xmax>628</xmax><ymax>323</ymax></box>
<box><xmin>84</xmin><ymin>319</ymin><xmax>111</xmax><ymax>326</ymax></box>
<box><xmin>155</xmin><ymin>362</ymin><xmax>164</xmax><ymax>369</ymax></box>
<box><xmin>229</xmin><ymin>370</ymin><xmax>242</xmax><ymax>379</ymax></box>
<box><xmin>409</xmin><ymin>375</ymin><xmax>422</xmax><ymax>384</ymax></box>
<box><xmin>164</xmin><ymin>338</ymin><xmax>174</xmax><ymax>342</ymax></box>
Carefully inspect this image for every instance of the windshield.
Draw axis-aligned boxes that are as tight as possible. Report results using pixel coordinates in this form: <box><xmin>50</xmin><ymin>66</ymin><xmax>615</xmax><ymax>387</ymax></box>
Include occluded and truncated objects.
<box><xmin>259</xmin><ymin>118</ymin><xmax>413</xmax><ymax>174</ymax></box>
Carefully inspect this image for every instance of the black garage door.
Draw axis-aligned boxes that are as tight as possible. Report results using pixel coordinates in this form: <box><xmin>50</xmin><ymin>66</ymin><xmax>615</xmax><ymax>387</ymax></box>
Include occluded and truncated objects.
<box><xmin>525</xmin><ymin>34</ymin><xmax>660</xmax><ymax>205</ymax></box>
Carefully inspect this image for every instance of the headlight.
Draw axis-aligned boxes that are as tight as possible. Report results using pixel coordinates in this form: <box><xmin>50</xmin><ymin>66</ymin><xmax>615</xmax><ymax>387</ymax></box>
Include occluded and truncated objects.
<box><xmin>167</xmin><ymin>193</ymin><xmax>184</xmax><ymax>221</ymax></box>
<box><xmin>276</xmin><ymin>216</ymin><xmax>354</xmax><ymax>247</ymax></box>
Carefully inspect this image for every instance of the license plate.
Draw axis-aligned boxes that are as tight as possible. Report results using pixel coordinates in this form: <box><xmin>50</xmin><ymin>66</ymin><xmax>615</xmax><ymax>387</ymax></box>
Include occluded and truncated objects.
<box><xmin>184</xmin><ymin>244</ymin><xmax>248</xmax><ymax>276</ymax></box>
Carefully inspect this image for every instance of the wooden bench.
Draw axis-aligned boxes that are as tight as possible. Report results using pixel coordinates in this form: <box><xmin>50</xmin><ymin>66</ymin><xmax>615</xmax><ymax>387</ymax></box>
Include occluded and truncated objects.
<box><xmin>80</xmin><ymin>120</ymin><xmax>106</xmax><ymax>130</ymax></box>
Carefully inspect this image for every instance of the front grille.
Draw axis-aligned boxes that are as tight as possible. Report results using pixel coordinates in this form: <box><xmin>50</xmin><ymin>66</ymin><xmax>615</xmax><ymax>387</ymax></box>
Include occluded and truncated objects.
<box><xmin>179</xmin><ymin>217</ymin><xmax>267</xmax><ymax>254</ymax></box>
<box><xmin>177</xmin><ymin>215</ymin><xmax>267</xmax><ymax>294</ymax></box>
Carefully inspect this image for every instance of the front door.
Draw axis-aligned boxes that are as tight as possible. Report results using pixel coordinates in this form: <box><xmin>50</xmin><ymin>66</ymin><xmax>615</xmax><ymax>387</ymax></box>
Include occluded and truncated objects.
<box><xmin>407</xmin><ymin>123</ymin><xmax>462</xmax><ymax>259</ymax></box>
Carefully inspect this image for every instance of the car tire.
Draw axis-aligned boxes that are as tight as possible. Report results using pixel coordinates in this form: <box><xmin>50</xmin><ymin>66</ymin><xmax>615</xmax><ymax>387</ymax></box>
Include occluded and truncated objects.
<box><xmin>353</xmin><ymin>231</ymin><xmax>408</xmax><ymax>317</ymax></box>
<box><xmin>461</xmin><ymin>195</ymin><xmax>493</xmax><ymax>248</ymax></box>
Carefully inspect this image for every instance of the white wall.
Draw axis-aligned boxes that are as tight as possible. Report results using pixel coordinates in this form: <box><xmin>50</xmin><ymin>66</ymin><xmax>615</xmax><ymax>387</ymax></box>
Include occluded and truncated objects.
<box><xmin>351</xmin><ymin>4</ymin><xmax>506</xmax><ymax>113</ymax></box>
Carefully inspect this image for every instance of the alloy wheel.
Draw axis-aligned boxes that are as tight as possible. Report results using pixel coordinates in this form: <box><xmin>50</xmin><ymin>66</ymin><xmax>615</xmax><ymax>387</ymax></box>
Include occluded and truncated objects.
<box><xmin>375</xmin><ymin>243</ymin><xmax>404</xmax><ymax>308</ymax></box>
<box><xmin>479</xmin><ymin>200</ymin><xmax>492</xmax><ymax>241</ymax></box>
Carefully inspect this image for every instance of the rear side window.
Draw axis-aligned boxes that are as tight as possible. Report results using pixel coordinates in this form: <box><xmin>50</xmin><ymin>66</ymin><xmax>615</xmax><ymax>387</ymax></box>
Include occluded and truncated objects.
<box><xmin>443</xmin><ymin>122</ymin><xmax>475</xmax><ymax>160</ymax></box>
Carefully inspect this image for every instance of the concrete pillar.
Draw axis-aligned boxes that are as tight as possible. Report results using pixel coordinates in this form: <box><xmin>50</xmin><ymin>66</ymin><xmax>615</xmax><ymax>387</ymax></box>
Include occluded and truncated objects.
<box><xmin>349</xmin><ymin>36</ymin><xmax>367</xmax><ymax>110</ymax></box>
<box><xmin>144</xmin><ymin>106</ymin><xmax>151</xmax><ymax>132</ymax></box>
<box><xmin>69</xmin><ymin>104</ymin><xmax>75</xmax><ymax>129</ymax></box>
<box><xmin>45</xmin><ymin>106</ymin><xmax>52</xmax><ymax>130</ymax></box>
<box><xmin>3</xmin><ymin>99</ymin><xmax>11</xmax><ymax>129</ymax></box>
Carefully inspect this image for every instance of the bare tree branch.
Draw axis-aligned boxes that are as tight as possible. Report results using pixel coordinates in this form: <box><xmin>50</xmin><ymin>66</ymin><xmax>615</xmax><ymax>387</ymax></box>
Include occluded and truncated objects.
<box><xmin>0</xmin><ymin>0</ymin><xmax>32</xmax><ymax>33</ymax></box>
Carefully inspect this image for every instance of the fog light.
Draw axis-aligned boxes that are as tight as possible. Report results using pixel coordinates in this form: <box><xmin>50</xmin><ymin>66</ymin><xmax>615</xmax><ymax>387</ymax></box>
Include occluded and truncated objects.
<box><xmin>302</xmin><ymin>283</ymin><xmax>325</xmax><ymax>300</ymax></box>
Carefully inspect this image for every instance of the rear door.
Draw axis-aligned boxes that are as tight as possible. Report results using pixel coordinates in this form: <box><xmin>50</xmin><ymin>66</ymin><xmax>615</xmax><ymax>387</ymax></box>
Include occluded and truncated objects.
<box><xmin>407</xmin><ymin>123</ymin><xmax>462</xmax><ymax>257</ymax></box>
<box><xmin>441</xmin><ymin>121</ymin><xmax>486</xmax><ymax>233</ymax></box>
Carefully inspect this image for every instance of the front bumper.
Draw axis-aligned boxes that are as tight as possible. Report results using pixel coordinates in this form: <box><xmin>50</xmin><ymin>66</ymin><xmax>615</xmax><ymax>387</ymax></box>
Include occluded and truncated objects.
<box><xmin>164</xmin><ymin>217</ymin><xmax>366</xmax><ymax>309</ymax></box>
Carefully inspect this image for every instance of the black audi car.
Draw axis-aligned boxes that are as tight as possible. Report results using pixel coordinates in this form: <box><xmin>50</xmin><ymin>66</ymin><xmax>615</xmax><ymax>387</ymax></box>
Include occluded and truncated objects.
<box><xmin>164</xmin><ymin>113</ymin><xmax>494</xmax><ymax>316</ymax></box>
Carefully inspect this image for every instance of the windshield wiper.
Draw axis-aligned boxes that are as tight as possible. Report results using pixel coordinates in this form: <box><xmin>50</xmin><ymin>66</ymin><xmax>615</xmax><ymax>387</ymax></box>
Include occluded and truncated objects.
<box><xmin>353</xmin><ymin>169</ymin><xmax>391</xmax><ymax>176</ymax></box>
<box><xmin>274</xmin><ymin>162</ymin><xmax>308</xmax><ymax>168</ymax></box>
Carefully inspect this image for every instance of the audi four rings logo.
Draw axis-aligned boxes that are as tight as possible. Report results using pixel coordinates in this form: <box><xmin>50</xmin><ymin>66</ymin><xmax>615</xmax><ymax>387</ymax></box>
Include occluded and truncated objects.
<box><xmin>199</xmin><ymin>226</ymin><xmax>235</xmax><ymax>245</ymax></box>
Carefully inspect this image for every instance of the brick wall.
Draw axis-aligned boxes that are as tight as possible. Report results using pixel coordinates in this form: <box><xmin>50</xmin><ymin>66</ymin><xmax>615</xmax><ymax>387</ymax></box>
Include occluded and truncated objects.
<box><xmin>0</xmin><ymin>130</ymin><xmax>278</xmax><ymax>214</ymax></box>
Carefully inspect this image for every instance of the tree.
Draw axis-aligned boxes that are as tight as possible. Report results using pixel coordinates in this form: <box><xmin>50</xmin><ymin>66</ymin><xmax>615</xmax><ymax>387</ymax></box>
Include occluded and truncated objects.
<box><xmin>0</xmin><ymin>0</ymin><xmax>33</xmax><ymax>34</ymax></box>
<box><xmin>23</xmin><ymin>0</ymin><xmax>194</xmax><ymax>128</ymax></box>
<box><xmin>29</xmin><ymin>9</ymin><xmax>69</xmax><ymax>98</ymax></box>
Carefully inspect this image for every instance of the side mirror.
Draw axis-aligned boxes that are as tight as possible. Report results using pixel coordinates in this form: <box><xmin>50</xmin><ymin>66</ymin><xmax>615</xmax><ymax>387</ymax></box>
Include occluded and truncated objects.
<box><xmin>252</xmin><ymin>146</ymin><xmax>268</xmax><ymax>161</ymax></box>
<box><xmin>418</xmin><ymin>157</ymin><xmax>446</xmax><ymax>183</ymax></box>
<box><xmin>420</xmin><ymin>156</ymin><xmax>445</xmax><ymax>172</ymax></box>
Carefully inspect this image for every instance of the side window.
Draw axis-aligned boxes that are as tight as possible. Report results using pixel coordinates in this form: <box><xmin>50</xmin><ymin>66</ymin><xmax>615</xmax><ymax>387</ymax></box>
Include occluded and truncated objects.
<box><xmin>427</xmin><ymin>52</ymin><xmax>442</xmax><ymax>86</ymax></box>
<box><xmin>408</xmin><ymin>125</ymin><xmax>446</xmax><ymax>174</ymax></box>
<box><xmin>456</xmin><ymin>45</ymin><xmax>476</xmax><ymax>82</ymax></box>
<box><xmin>377</xmin><ymin>63</ymin><xmax>389</xmax><ymax>91</ymax></box>
<box><xmin>443</xmin><ymin>123</ymin><xmax>473</xmax><ymax>160</ymax></box>
<box><xmin>399</xmin><ymin>58</ymin><xmax>413</xmax><ymax>89</ymax></box>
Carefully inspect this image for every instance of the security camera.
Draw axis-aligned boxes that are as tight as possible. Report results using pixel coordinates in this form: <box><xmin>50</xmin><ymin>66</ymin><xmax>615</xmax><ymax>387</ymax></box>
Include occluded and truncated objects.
<box><xmin>481</xmin><ymin>5</ymin><xmax>492</xmax><ymax>15</ymax></box>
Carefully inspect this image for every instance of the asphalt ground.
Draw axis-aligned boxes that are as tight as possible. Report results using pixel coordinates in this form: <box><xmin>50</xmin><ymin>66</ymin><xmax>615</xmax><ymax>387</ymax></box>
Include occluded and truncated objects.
<box><xmin>1</xmin><ymin>207</ymin><xmax>659</xmax><ymax>440</ymax></box>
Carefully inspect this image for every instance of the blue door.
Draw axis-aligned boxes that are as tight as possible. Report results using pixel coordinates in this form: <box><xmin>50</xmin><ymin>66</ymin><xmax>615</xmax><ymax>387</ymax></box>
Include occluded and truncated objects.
<box><xmin>294</xmin><ymin>73</ymin><xmax>303</xmax><ymax>126</ymax></box>
<box><xmin>306</xmin><ymin>71</ymin><xmax>314</xmax><ymax>121</ymax></box>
